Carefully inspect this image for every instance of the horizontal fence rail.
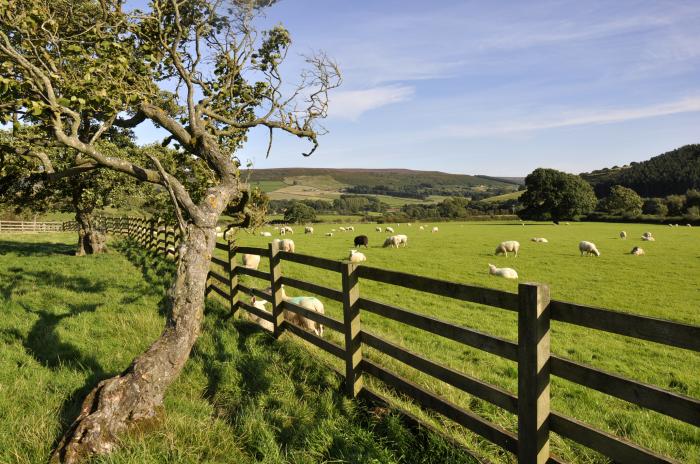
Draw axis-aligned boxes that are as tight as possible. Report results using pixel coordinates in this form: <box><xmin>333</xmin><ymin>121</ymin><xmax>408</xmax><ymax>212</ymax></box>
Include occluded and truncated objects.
<box><xmin>0</xmin><ymin>220</ymin><xmax>64</xmax><ymax>232</ymax></box>
<box><xmin>99</xmin><ymin>215</ymin><xmax>698</xmax><ymax>464</ymax></box>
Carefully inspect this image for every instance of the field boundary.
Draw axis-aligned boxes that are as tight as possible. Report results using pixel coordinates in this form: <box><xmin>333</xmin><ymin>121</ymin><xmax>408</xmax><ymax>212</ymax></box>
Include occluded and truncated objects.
<box><xmin>0</xmin><ymin>220</ymin><xmax>64</xmax><ymax>232</ymax></box>
<box><xmin>84</xmin><ymin>216</ymin><xmax>699</xmax><ymax>464</ymax></box>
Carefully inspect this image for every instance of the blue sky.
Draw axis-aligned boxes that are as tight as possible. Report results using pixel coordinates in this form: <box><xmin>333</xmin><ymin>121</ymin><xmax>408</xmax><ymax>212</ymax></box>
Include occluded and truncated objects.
<box><xmin>131</xmin><ymin>0</ymin><xmax>700</xmax><ymax>176</ymax></box>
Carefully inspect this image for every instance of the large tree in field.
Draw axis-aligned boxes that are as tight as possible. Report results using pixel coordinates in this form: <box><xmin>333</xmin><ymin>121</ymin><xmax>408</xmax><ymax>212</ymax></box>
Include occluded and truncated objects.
<box><xmin>0</xmin><ymin>1</ymin><xmax>340</xmax><ymax>462</ymax></box>
<box><xmin>519</xmin><ymin>168</ymin><xmax>597</xmax><ymax>221</ymax></box>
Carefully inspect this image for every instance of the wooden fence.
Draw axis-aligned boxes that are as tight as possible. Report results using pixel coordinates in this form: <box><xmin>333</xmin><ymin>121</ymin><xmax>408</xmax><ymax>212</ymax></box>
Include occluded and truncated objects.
<box><xmin>0</xmin><ymin>220</ymin><xmax>65</xmax><ymax>232</ymax></box>
<box><xmin>99</xmin><ymin>216</ymin><xmax>698</xmax><ymax>464</ymax></box>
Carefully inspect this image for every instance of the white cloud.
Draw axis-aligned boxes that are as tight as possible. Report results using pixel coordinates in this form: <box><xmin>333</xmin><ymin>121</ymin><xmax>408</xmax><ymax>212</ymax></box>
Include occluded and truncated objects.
<box><xmin>328</xmin><ymin>85</ymin><xmax>414</xmax><ymax>121</ymax></box>
<box><xmin>437</xmin><ymin>96</ymin><xmax>700</xmax><ymax>138</ymax></box>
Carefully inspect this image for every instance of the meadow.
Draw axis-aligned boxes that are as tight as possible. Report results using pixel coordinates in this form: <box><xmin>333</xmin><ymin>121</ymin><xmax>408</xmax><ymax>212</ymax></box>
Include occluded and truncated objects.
<box><xmin>221</xmin><ymin>220</ymin><xmax>700</xmax><ymax>463</ymax></box>
<box><xmin>0</xmin><ymin>233</ymin><xmax>477</xmax><ymax>464</ymax></box>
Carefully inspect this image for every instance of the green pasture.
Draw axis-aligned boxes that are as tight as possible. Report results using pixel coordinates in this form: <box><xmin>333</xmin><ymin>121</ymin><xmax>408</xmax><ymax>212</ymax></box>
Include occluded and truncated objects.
<box><xmin>223</xmin><ymin>220</ymin><xmax>700</xmax><ymax>463</ymax></box>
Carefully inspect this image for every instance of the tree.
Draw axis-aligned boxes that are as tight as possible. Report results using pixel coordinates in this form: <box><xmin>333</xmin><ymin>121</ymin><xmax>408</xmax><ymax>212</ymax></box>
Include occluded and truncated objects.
<box><xmin>665</xmin><ymin>195</ymin><xmax>686</xmax><ymax>216</ymax></box>
<box><xmin>601</xmin><ymin>185</ymin><xmax>643</xmax><ymax>216</ymax></box>
<box><xmin>642</xmin><ymin>198</ymin><xmax>668</xmax><ymax>216</ymax></box>
<box><xmin>0</xmin><ymin>1</ymin><xmax>340</xmax><ymax>461</ymax></box>
<box><xmin>518</xmin><ymin>168</ymin><xmax>597</xmax><ymax>221</ymax></box>
<box><xmin>284</xmin><ymin>201</ymin><xmax>316</xmax><ymax>223</ymax></box>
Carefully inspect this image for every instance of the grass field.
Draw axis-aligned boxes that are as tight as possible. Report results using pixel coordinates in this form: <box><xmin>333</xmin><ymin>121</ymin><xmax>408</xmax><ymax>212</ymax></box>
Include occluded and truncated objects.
<box><xmin>223</xmin><ymin>220</ymin><xmax>700</xmax><ymax>463</ymax></box>
<box><xmin>0</xmin><ymin>233</ymin><xmax>478</xmax><ymax>464</ymax></box>
<box><xmin>482</xmin><ymin>190</ymin><xmax>524</xmax><ymax>203</ymax></box>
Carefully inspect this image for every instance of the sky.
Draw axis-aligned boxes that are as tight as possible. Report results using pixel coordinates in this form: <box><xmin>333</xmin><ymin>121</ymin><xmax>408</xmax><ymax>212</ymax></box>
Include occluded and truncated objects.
<box><xmin>130</xmin><ymin>0</ymin><xmax>700</xmax><ymax>176</ymax></box>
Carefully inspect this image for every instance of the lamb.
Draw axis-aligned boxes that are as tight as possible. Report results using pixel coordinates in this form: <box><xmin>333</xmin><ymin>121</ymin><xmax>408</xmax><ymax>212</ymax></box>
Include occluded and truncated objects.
<box><xmin>619</xmin><ymin>231</ymin><xmax>627</xmax><ymax>239</ymax></box>
<box><xmin>432</xmin><ymin>227</ymin><xmax>439</xmax><ymax>233</ymax></box>
<box><xmin>375</xmin><ymin>226</ymin><xmax>382</xmax><ymax>232</ymax></box>
<box><xmin>272</xmin><ymin>238</ymin><xmax>295</xmax><ymax>253</ymax></box>
<box><xmin>579</xmin><ymin>241</ymin><xmax>600</xmax><ymax>257</ymax></box>
<box><xmin>305</xmin><ymin>226</ymin><xmax>314</xmax><ymax>234</ymax></box>
<box><xmin>325</xmin><ymin>232</ymin><xmax>334</xmax><ymax>237</ymax></box>
<box><xmin>530</xmin><ymin>237</ymin><xmax>548</xmax><ymax>243</ymax></box>
<box><xmin>248</xmin><ymin>296</ymin><xmax>273</xmax><ymax>331</ymax></box>
<box><xmin>383</xmin><ymin>236</ymin><xmax>400</xmax><ymax>248</ymax></box>
<box><xmin>395</xmin><ymin>234</ymin><xmax>408</xmax><ymax>247</ymax></box>
<box><xmin>354</xmin><ymin>235</ymin><xmax>369</xmax><ymax>248</ymax></box>
<box><xmin>260</xmin><ymin>231</ymin><xmax>272</xmax><ymax>237</ymax></box>
<box><xmin>349</xmin><ymin>249</ymin><xmax>367</xmax><ymax>263</ymax></box>
<box><xmin>385</xmin><ymin>226</ymin><xmax>394</xmax><ymax>233</ymax></box>
<box><xmin>495</xmin><ymin>240</ymin><xmax>520</xmax><ymax>257</ymax></box>
<box><xmin>488</xmin><ymin>263</ymin><xmax>518</xmax><ymax>279</ymax></box>
<box><xmin>631</xmin><ymin>246</ymin><xmax>645</xmax><ymax>256</ymax></box>
<box><xmin>242</xmin><ymin>253</ymin><xmax>261</xmax><ymax>270</ymax></box>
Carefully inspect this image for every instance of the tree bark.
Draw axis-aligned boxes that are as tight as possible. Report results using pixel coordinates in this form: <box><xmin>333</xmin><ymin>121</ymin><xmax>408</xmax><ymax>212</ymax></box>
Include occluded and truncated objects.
<box><xmin>52</xmin><ymin>224</ymin><xmax>217</xmax><ymax>463</ymax></box>
<box><xmin>74</xmin><ymin>208</ymin><xmax>107</xmax><ymax>256</ymax></box>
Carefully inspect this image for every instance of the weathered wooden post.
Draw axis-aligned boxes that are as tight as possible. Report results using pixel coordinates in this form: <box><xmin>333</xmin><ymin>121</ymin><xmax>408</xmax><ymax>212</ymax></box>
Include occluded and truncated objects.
<box><xmin>518</xmin><ymin>282</ymin><xmax>551</xmax><ymax>464</ymax></box>
<box><xmin>228</xmin><ymin>239</ymin><xmax>239</xmax><ymax>316</ymax></box>
<box><xmin>268</xmin><ymin>241</ymin><xmax>285</xmax><ymax>338</ymax></box>
<box><xmin>341</xmin><ymin>261</ymin><xmax>363</xmax><ymax>398</ymax></box>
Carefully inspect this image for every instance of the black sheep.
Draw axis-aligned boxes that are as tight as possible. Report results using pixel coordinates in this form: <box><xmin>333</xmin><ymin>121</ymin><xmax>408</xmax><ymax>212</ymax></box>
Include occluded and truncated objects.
<box><xmin>354</xmin><ymin>235</ymin><xmax>369</xmax><ymax>248</ymax></box>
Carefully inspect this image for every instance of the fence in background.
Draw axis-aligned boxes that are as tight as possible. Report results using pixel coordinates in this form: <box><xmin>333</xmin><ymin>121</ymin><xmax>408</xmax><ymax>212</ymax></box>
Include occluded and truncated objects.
<box><xmin>0</xmin><ymin>220</ymin><xmax>65</xmax><ymax>232</ymax></box>
<box><xmin>94</xmin><ymin>216</ymin><xmax>699</xmax><ymax>464</ymax></box>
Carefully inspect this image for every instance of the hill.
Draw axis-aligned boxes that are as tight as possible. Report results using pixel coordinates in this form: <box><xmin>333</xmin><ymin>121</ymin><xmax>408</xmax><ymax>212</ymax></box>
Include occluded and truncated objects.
<box><xmin>581</xmin><ymin>144</ymin><xmax>700</xmax><ymax>197</ymax></box>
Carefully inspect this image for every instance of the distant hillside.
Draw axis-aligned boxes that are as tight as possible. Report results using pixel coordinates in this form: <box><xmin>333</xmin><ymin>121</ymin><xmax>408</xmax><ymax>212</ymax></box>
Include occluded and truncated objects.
<box><xmin>581</xmin><ymin>144</ymin><xmax>700</xmax><ymax>197</ymax></box>
<box><xmin>477</xmin><ymin>175</ymin><xmax>525</xmax><ymax>186</ymax></box>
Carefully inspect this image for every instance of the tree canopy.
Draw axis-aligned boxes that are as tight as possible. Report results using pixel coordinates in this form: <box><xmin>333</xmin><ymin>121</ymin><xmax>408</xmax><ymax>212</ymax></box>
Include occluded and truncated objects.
<box><xmin>600</xmin><ymin>185</ymin><xmax>643</xmax><ymax>216</ymax></box>
<box><xmin>518</xmin><ymin>168</ymin><xmax>597</xmax><ymax>221</ymax></box>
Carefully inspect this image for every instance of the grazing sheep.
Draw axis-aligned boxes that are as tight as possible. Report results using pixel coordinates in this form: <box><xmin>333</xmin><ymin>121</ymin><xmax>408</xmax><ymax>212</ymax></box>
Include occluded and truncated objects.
<box><xmin>642</xmin><ymin>231</ymin><xmax>653</xmax><ymax>239</ymax></box>
<box><xmin>408</xmin><ymin>223</ymin><xmax>412</xmax><ymax>226</ymax></box>
<box><xmin>261</xmin><ymin>285</ymin><xmax>325</xmax><ymax>336</ymax></box>
<box><xmin>531</xmin><ymin>237</ymin><xmax>548</xmax><ymax>243</ymax></box>
<box><xmin>339</xmin><ymin>226</ymin><xmax>346</xmax><ymax>232</ymax></box>
<box><xmin>432</xmin><ymin>226</ymin><xmax>439</xmax><ymax>233</ymax></box>
<box><xmin>564</xmin><ymin>222</ymin><xmax>570</xmax><ymax>225</ymax></box>
<box><xmin>331</xmin><ymin>228</ymin><xmax>336</xmax><ymax>232</ymax></box>
<box><xmin>325</xmin><ymin>232</ymin><xmax>334</xmax><ymax>237</ymax></box>
<box><xmin>280</xmin><ymin>227</ymin><xmax>286</xmax><ymax>236</ymax></box>
<box><xmin>488</xmin><ymin>263</ymin><xmax>518</xmax><ymax>279</ymax></box>
<box><xmin>495</xmin><ymin>240</ymin><xmax>520</xmax><ymax>257</ymax></box>
<box><xmin>383</xmin><ymin>236</ymin><xmax>401</xmax><ymax>248</ymax></box>
<box><xmin>395</xmin><ymin>234</ymin><xmax>408</xmax><ymax>247</ymax></box>
<box><xmin>347</xmin><ymin>226</ymin><xmax>355</xmax><ymax>231</ymax></box>
<box><xmin>272</xmin><ymin>238</ymin><xmax>295</xmax><ymax>253</ymax></box>
<box><xmin>242</xmin><ymin>253</ymin><xmax>261</xmax><ymax>270</ymax></box>
<box><xmin>305</xmin><ymin>226</ymin><xmax>314</xmax><ymax>234</ymax></box>
<box><xmin>349</xmin><ymin>249</ymin><xmax>367</xmax><ymax>263</ymax></box>
<box><xmin>385</xmin><ymin>226</ymin><xmax>394</xmax><ymax>233</ymax></box>
<box><xmin>419</xmin><ymin>226</ymin><xmax>425</xmax><ymax>231</ymax></box>
<box><xmin>669</xmin><ymin>224</ymin><xmax>674</xmax><ymax>227</ymax></box>
<box><xmin>354</xmin><ymin>235</ymin><xmax>369</xmax><ymax>248</ymax></box>
<box><xmin>216</xmin><ymin>232</ymin><xmax>224</xmax><ymax>238</ymax></box>
<box><xmin>248</xmin><ymin>296</ymin><xmax>273</xmax><ymax>331</ymax></box>
<box><xmin>579</xmin><ymin>241</ymin><xmax>600</xmax><ymax>257</ymax></box>
<box><xmin>620</xmin><ymin>231</ymin><xmax>627</xmax><ymax>239</ymax></box>
<box><xmin>687</xmin><ymin>224</ymin><xmax>692</xmax><ymax>227</ymax></box>
<box><xmin>631</xmin><ymin>246</ymin><xmax>645</xmax><ymax>256</ymax></box>
<box><xmin>284</xmin><ymin>226</ymin><xmax>294</xmax><ymax>234</ymax></box>
<box><xmin>375</xmin><ymin>226</ymin><xmax>382</xmax><ymax>232</ymax></box>
<box><xmin>260</xmin><ymin>231</ymin><xmax>272</xmax><ymax>237</ymax></box>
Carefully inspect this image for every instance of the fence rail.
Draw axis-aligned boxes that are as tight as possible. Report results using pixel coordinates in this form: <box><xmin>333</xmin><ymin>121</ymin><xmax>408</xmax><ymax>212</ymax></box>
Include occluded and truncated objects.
<box><xmin>0</xmin><ymin>220</ymin><xmax>65</xmax><ymax>232</ymax></box>
<box><xmin>101</xmin><ymin>216</ymin><xmax>697</xmax><ymax>464</ymax></box>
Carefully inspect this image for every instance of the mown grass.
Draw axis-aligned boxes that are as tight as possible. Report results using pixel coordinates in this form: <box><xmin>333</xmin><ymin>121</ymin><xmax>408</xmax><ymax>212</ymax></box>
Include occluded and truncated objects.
<box><xmin>222</xmin><ymin>220</ymin><xmax>700</xmax><ymax>463</ymax></box>
<box><xmin>0</xmin><ymin>232</ymin><xmax>479</xmax><ymax>464</ymax></box>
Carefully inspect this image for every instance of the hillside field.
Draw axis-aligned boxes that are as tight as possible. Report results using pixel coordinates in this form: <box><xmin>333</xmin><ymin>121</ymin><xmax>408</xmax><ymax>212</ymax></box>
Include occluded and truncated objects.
<box><xmin>223</xmin><ymin>221</ymin><xmax>700</xmax><ymax>463</ymax></box>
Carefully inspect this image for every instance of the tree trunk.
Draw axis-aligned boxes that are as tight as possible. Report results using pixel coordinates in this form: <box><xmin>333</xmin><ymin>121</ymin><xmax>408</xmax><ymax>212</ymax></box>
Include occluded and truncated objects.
<box><xmin>52</xmin><ymin>225</ymin><xmax>217</xmax><ymax>463</ymax></box>
<box><xmin>75</xmin><ymin>209</ymin><xmax>107</xmax><ymax>256</ymax></box>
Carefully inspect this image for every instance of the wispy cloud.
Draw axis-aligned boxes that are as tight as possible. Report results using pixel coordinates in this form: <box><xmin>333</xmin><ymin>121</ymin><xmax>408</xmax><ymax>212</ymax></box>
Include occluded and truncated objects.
<box><xmin>438</xmin><ymin>96</ymin><xmax>700</xmax><ymax>138</ymax></box>
<box><xmin>328</xmin><ymin>85</ymin><xmax>414</xmax><ymax>120</ymax></box>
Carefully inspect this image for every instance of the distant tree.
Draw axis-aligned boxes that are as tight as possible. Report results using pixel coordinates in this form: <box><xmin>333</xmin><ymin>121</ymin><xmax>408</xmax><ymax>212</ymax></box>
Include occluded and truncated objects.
<box><xmin>601</xmin><ymin>185</ymin><xmax>643</xmax><ymax>216</ymax></box>
<box><xmin>284</xmin><ymin>202</ymin><xmax>316</xmax><ymax>223</ymax></box>
<box><xmin>686</xmin><ymin>189</ymin><xmax>700</xmax><ymax>210</ymax></box>
<box><xmin>518</xmin><ymin>168</ymin><xmax>597</xmax><ymax>221</ymax></box>
<box><xmin>665</xmin><ymin>195</ymin><xmax>686</xmax><ymax>216</ymax></box>
<box><xmin>642</xmin><ymin>198</ymin><xmax>668</xmax><ymax>216</ymax></box>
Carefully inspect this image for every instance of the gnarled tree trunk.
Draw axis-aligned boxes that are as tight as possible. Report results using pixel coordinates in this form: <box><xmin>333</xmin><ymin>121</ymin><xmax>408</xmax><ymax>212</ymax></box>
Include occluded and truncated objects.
<box><xmin>74</xmin><ymin>208</ymin><xmax>107</xmax><ymax>256</ymax></box>
<box><xmin>52</xmin><ymin>224</ymin><xmax>216</xmax><ymax>463</ymax></box>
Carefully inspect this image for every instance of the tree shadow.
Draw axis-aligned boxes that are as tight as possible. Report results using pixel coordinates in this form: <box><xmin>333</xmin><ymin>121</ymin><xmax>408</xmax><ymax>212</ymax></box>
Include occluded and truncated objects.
<box><xmin>0</xmin><ymin>267</ymin><xmax>108</xmax><ymax>301</ymax></box>
<box><xmin>0</xmin><ymin>240</ymin><xmax>75</xmax><ymax>257</ymax></box>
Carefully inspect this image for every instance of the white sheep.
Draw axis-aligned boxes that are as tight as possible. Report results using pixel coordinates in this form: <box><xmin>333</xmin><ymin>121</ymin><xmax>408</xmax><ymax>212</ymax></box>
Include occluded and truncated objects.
<box><xmin>395</xmin><ymin>234</ymin><xmax>408</xmax><ymax>247</ymax></box>
<box><xmin>375</xmin><ymin>226</ymin><xmax>382</xmax><ymax>232</ymax></box>
<box><xmin>383</xmin><ymin>236</ymin><xmax>401</xmax><ymax>248</ymax></box>
<box><xmin>260</xmin><ymin>231</ymin><xmax>272</xmax><ymax>237</ymax></box>
<box><xmin>215</xmin><ymin>226</ymin><xmax>222</xmax><ymax>233</ymax></box>
<box><xmin>687</xmin><ymin>224</ymin><xmax>692</xmax><ymax>227</ymax></box>
<box><xmin>488</xmin><ymin>263</ymin><xmax>518</xmax><ymax>279</ymax></box>
<box><xmin>347</xmin><ymin>226</ymin><xmax>355</xmax><ymax>231</ymax></box>
<box><xmin>331</xmin><ymin>228</ymin><xmax>336</xmax><ymax>232</ymax></box>
<box><xmin>305</xmin><ymin>226</ymin><xmax>314</xmax><ymax>234</ymax></box>
<box><xmin>579</xmin><ymin>241</ymin><xmax>600</xmax><ymax>257</ymax></box>
<box><xmin>619</xmin><ymin>231</ymin><xmax>627</xmax><ymax>239</ymax></box>
<box><xmin>385</xmin><ymin>226</ymin><xmax>394</xmax><ymax>233</ymax></box>
<box><xmin>530</xmin><ymin>237</ymin><xmax>548</xmax><ymax>243</ymax></box>
<box><xmin>631</xmin><ymin>246</ymin><xmax>645</xmax><ymax>256</ymax></box>
<box><xmin>242</xmin><ymin>253</ymin><xmax>261</xmax><ymax>270</ymax></box>
<box><xmin>432</xmin><ymin>227</ymin><xmax>439</xmax><ymax>233</ymax></box>
<box><xmin>272</xmin><ymin>238</ymin><xmax>295</xmax><ymax>253</ymax></box>
<box><xmin>275</xmin><ymin>285</ymin><xmax>325</xmax><ymax>336</ymax></box>
<box><xmin>495</xmin><ymin>240</ymin><xmax>520</xmax><ymax>257</ymax></box>
<box><xmin>407</xmin><ymin>223</ymin><xmax>412</xmax><ymax>226</ymax></box>
<box><xmin>280</xmin><ymin>227</ymin><xmax>286</xmax><ymax>236</ymax></box>
<box><xmin>216</xmin><ymin>232</ymin><xmax>224</xmax><ymax>238</ymax></box>
<box><xmin>642</xmin><ymin>231</ymin><xmax>653</xmax><ymax>239</ymax></box>
<box><xmin>349</xmin><ymin>249</ymin><xmax>366</xmax><ymax>263</ymax></box>
<box><xmin>284</xmin><ymin>226</ymin><xmax>294</xmax><ymax>234</ymax></box>
<box><xmin>325</xmin><ymin>232</ymin><xmax>333</xmax><ymax>237</ymax></box>
<box><xmin>419</xmin><ymin>226</ymin><xmax>425</xmax><ymax>231</ymax></box>
<box><xmin>339</xmin><ymin>226</ymin><xmax>346</xmax><ymax>232</ymax></box>
<box><xmin>248</xmin><ymin>296</ymin><xmax>273</xmax><ymax>331</ymax></box>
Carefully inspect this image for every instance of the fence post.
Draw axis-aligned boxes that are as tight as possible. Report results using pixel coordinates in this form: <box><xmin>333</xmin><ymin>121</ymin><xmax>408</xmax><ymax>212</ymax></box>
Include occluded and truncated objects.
<box><xmin>268</xmin><ymin>241</ymin><xmax>285</xmax><ymax>339</ymax></box>
<box><xmin>518</xmin><ymin>282</ymin><xmax>551</xmax><ymax>464</ymax></box>
<box><xmin>228</xmin><ymin>239</ymin><xmax>239</xmax><ymax>317</ymax></box>
<box><xmin>341</xmin><ymin>261</ymin><xmax>363</xmax><ymax>398</ymax></box>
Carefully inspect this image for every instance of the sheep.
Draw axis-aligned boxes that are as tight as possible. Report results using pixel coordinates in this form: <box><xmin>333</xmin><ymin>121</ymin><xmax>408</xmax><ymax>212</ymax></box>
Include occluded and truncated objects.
<box><xmin>495</xmin><ymin>240</ymin><xmax>520</xmax><ymax>257</ymax></box>
<box><xmin>305</xmin><ymin>226</ymin><xmax>314</xmax><ymax>234</ymax></box>
<box><xmin>395</xmin><ymin>234</ymin><xmax>408</xmax><ymax>247</ymax></box>
<box><xmin>216</xmin><ymin>232</ymin><xmax>224</xmax><ymax>238</ymax></box>
<box><xmin>432</xmin><ymin>226</ymin><xmax>439</xmax><ymax>233</ymax></box>
<box><xmin>354</xmin><ymin>235</ymin><xmax>369</xmax><ymax>248</ymax></box>
<box><xmin>283</xmin><ymin>226</ymin><xmax>294</xmax><ymax>234</ymax></box>
<box><xmin>242</xmin><ymin>253</ymin><xmax>261</xmax><ymax>270</ymax></box>
<box><xmin>407</xmin><ymin>223</ymin><xmax>412</xmax><ymax>226</ymax></box>
<box><xmin>385</xmin><ymin>226</ymin><xmax>394</xmax><ymax>233</ymax></box>
<box><xmin>375</xmin><ymin>226</ymin><xmax>382</xmax><ymax>232</ymax></box>
<box><xmin>262</xmin><ymin>285</ymin><xmax>325</xmax><ymax>336</ymax></box>
<box><xmin>280</xmin><ymin>227</ymin><xmax>286</xmax><ymax>236</ymax></box>
<box><xmin>331</xmin><ymin>228</ymin><xmax>336</xmax><ymax>232</ymax></box>
<box><xmin>687</xmin><ymin>224</ymin><xmax>692</xmax><ymax>227</ymax></box>
<box><xmin>325</xmin><ymin>232</ymin><xmax>334</xmax><ymax>237</ymax></box>
<box><xmin>488</xmin><ymin>263</ymin><xmax>518</xmax><ymax>279</ymax></box>
<box><xmin>631</xmin><ymin>246</ymin><xmax>645</xmax><ymax>256</ymax></box>
<box><xmin>248</xmin><ymin>296</ymin><xmax>273</xmax><ymax>331</ymax></box>
<box><xmin>347</xmin><ymin>226</ymin><xmax>355</xmax><ymax>231</ymax></box>
<box><xmin>669</xmin><ymin>224</ymin><xmax>674</xmax><ymax>227</ymax></box>
<box><xmin>260</xmin><ymin>231</ymin><xmax>272</xmax><ymax>237</ymax></box>
<box><xmin>383</xmin><ymin>236</ymin><xmax>401</xmax><ymax>248</ymax></box>
<box><xmin>339</xmin><ymin>226</ymin><xmax>346</xmax><ymax>232</ymax></box>
<box><xmin>642</xmin><ymin>231</ymin><xmax>653</xmax><ymax>239</ymax></box>
<box><xmin>579</xmin><ymin>241</ymin><xmax>600</xmax><ymax>257</ymax></box>
<box><xmin>419</xmin><ymin>226</ymin><xmax>425</xmax><ymax>231</ymax></box>
<box><xmin>530</xmin><ymin>237</ymin><xmax>548</xmax><ymax>243</ymax></box>
<box><xmin>215</xmin><ymin>226</ymin><xmax>222</xmax><ymax>233</ymax></box>
<box><xmin>620</xmin><ymin>231</ymin><xmax>627</xmax><ymax>239</ymax></box>
<box><xmin>349</xmin><ymin>249</ymin><xmax>367</xmax><ymax>263</ymax></box>
<box><xmin>272</xmin><ymin>238</ymin><xmax>295</xmax><ymax>253</ymax></box>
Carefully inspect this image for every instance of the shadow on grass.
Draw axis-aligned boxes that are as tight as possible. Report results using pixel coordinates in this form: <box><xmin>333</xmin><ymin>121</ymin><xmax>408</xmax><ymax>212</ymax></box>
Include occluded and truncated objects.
<box><xmin>0</xmin><ymin>240</ymin><xmax>76</xmax><ymax>257</ymax></box>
